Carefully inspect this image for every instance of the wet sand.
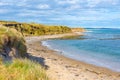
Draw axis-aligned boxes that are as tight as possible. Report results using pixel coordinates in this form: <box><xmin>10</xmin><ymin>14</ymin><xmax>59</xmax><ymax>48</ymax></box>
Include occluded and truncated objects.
<box><xmin>25</xmin><ymin>33</ymin><xmax>120</xmax><ymax>80</ymax></box>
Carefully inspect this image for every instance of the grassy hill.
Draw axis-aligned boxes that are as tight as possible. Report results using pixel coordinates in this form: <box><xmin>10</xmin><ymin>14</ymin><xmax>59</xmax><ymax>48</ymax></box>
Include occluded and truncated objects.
<box><xmin>0</xmin><ymin>21</ymin><xmax>72</xmax><ymax>36</ymax></box>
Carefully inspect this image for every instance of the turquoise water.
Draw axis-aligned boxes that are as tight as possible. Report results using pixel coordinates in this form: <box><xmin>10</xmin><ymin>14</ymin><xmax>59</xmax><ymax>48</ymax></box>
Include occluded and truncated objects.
<box><xmin>42</xmin><ymin>28</ymin><xmax>120</xmax><ymax>72</ymax></box>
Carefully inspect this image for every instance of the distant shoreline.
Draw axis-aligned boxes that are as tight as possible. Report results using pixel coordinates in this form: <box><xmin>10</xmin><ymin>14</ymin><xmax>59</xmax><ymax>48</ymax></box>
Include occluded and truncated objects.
<box><xmin>25</xmin><ymin>33</ymin><xmax>120</xmax><ymax>80</ymax></box>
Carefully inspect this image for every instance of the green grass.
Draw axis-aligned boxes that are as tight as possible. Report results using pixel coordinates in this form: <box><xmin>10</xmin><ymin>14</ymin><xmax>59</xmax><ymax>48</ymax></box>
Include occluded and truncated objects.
<box><xmin>0</xmin><ymin>59</ymin><xmax>49</xmax><ymax>80</ymax></box>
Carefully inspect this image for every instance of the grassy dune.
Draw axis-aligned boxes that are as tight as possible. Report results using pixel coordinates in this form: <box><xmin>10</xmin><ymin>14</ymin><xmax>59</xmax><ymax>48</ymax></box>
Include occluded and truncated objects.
<box><xmin>0</xmin><ymin>21</ymin><xmax>72</xmax><ymax>36</ymax></box>
<box><xmin>0</xmin><ymin>26</ymin><xmax>49</xmax><ymax>80</ymax></box>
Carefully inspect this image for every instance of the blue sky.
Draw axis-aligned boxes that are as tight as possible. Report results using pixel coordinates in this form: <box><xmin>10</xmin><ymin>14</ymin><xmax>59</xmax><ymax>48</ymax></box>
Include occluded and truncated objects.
<box><xmin>0</xmin><ymin>0</ymin><xmax>120</xmax><ymax>28</ymax></box>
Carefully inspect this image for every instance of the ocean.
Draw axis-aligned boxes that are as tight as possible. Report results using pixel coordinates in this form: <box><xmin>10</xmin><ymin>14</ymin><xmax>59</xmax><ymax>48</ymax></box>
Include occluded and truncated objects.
<box><xmin>42</xmin><ymin>28</ymin><xmax>120</xmax><ymax>72</ymax></box>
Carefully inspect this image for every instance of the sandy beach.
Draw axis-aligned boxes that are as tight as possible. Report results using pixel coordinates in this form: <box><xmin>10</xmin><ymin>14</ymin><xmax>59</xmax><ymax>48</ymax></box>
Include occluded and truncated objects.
<box><xmin>25</xmin><ymin>33</ymin><xmax>120</xmax><ymax>80</ymax></box>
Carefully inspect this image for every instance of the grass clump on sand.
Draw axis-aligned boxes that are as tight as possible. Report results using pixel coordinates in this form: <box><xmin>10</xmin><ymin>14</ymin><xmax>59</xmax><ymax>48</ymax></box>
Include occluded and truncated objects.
<box><xmin>0</xmin><ymin>59</ymin><xmax>49</xmax><ymax>80</ymax></box>
<box><xmin>0</xmin><ymin>26</ymin><xmax>26</xmax><ymax>57</ymax></box>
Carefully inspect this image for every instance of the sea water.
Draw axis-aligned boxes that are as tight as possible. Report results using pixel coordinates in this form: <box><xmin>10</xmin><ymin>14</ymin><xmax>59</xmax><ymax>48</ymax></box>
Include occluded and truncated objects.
<box><xmin>42</xmin><ymin>28</ymin><xmax>120</xmax><ymax>72</ymax></box>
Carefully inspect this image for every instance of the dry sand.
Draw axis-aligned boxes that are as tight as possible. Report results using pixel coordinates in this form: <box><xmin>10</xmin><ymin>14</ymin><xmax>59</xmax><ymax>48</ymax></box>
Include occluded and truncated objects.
<box><xmin>25</xmin><ymin>33</ymin><xmax>120</xmax><ymax>80</ymax></box>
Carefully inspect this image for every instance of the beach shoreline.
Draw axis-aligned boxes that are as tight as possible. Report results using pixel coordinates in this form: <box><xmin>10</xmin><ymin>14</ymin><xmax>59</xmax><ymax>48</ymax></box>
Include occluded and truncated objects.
<box><xmin>25</xmin><ymin>33</ymin><xmax>120</xmax><ymax>80</ymax></box>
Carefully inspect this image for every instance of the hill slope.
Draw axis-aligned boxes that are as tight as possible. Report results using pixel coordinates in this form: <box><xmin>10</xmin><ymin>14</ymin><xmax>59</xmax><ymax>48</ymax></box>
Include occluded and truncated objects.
<box><xmin>0</xmin><ymin>21</ymin><xmax>72</xmax><ymax>36</ymax></box>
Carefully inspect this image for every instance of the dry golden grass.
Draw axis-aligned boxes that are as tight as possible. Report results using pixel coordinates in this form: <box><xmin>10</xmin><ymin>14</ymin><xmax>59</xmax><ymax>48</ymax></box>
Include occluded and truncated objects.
<box><xmin>0</xmin><ymin>59</ymin><xmax>49</xmax><ymax>80</ymax></box>
<box><xmin>0</xmin><ymin>26</ymin><xmax>26</xmax><ymax>56</ymax></box>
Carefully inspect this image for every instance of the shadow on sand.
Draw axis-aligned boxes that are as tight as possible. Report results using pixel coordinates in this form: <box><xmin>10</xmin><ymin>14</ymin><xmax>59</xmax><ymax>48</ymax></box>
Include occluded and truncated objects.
<box><xmin>27</xmin><ymin>53</ymin><xmax>49</xmax><ymax>70</ymax></box>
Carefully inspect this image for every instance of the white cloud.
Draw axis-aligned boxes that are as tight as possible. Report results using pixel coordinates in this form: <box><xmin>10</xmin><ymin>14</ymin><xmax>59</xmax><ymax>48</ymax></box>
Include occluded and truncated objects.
<box><xmin>48</xmin><ymin>10</ymin><xmax>120</xmax><ymax>21</ymax></box>
<box><xmin>0</xmin><ymin>9</ymin><xmax>9</xmax><ymax>14</ymax></box>
<box><xmin>0</xmin><ymin>0</ymin><xmax>29</xmax><ymax>7</ymax></box>
<box><xmin>55</xmin><ymin>0</ymin><xmax>79</xmax><ymax>4</ymax></box>
<box><xmin>18</xmin><ymin>11</ymin><xmax>44</xmax><ymax>17</ymax></box>
<box><xmin>87</xmin><ymin>0</ymin><xmax>119</xmax><ymax>8</ymax></box>
<box><xmin>87</xmin><ymin>0</ymin><xmax>101</xmax><ymax>7</ymax></box>
<box><xmin>0</xmin><ymin>2</ymin><xmax>10</xmax><ymax>6</ymax></box>
<box><xmin>17</xmin><ymin>9</ymin><xmax>58</xmax><ymax>17</ymax></box>
<box><xmin>66</xmin><ymin>5</ymin><xmax>81</xmax><ymax>10</ymax></box>
<box><xmin>17</xmin><ymin>1</ymin><xmax>28</xmax><ymax>7</ymax></box>
<box><xmin>36</xmin><ymin>4</ymin><xmax>50</xmax><ymax>9</ymax></box>
<box><xmin>49</xmin><ymin>15</ymin><xmax>104</xmax><ymax>21</ymax></box>
<box><xmin>0</xmin><ymin>0</ymin><xmax>120</xmax><ymax>27</ymax></box>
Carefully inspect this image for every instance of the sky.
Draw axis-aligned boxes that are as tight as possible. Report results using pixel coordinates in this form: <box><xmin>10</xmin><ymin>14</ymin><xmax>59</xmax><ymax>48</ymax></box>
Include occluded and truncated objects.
<box><xmin>0</xmin><ymin>0</ymin><xmax>120</xmax><ymax>28</ymax></box>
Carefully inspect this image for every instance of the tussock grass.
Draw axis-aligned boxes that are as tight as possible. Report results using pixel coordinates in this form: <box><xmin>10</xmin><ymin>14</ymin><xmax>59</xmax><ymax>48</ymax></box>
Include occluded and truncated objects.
<box><xmin>0</xmin><ymin>26</ymin><xmax>26</xmax><ymax>56</ymax></box>
<box><xmin>0</xmin><ymin>59</ymin><xmax>49</xmax><ymax>80</ymax></box>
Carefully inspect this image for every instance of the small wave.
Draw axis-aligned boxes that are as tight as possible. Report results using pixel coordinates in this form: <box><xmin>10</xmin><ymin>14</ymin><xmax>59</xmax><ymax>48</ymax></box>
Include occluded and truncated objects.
<box><xmin>41</xmin><ymin>41</ymin><xmax>64</xmax><ymax>54</ymax></box>
<box><xmin>41</xmin><ymin>41</ymin><xmax>51</xmax><ymax>48</ymax></box>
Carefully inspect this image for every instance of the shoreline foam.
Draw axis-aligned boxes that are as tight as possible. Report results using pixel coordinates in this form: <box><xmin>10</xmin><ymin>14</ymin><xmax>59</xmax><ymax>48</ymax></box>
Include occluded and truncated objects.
<box><xmin>42</xmin><ymin>40</ymin><xmax>120</xmax><ymax>72</ymax></box>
